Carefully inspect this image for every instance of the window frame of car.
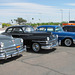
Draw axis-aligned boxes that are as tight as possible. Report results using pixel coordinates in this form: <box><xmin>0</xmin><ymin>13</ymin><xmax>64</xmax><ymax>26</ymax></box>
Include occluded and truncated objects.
<box><xmin>6</xmin><ymin>27</ymin><xmax>24</xmax><ymax>34</ymax></box>
<box><xmin>55</xmin><ymin>27</ymin><xmax>63</xmax><ymax>32</ymax></box>
<box><xmin>22</xmin><ymin>26</ymin><xmax>34</xmax><ymax>33</ymax></box>
<box><xmin>5</xmin><ymin>27</ymin><xmax>13</xmax><ymax>33</ymax></box>
<box><xmin>46</xmin><ymin>27</ymin><xmax>54</xmax><ymax>32</ymax></box>
<box><xmin>36</xmin><ymin>27</ymin><xmax>47</xmax><ymax>31</ymax></box>
<box><xmin>63</xmin><ymin>26</ymin><xmax>75</xmax><ymax>32</ymax></box>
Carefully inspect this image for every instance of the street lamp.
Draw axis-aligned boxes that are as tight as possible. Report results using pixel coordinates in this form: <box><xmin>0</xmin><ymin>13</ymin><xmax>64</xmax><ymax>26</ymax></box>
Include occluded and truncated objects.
<box><xmin>60</xmin><ymin>9</ymin><xmax>63</xmax><ymax>22</ymax></box>
<box><xmin>69</xmin><ymin>9</ymin><xmax>70</xmax><ymax>21</ymax></box>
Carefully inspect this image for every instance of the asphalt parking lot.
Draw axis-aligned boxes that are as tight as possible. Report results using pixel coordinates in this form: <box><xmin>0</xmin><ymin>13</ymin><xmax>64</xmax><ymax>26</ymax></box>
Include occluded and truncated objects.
<box><xmin>0</xmin><ymin>46</ymin><xmax>75</xmax><ymax>75</ymax></box>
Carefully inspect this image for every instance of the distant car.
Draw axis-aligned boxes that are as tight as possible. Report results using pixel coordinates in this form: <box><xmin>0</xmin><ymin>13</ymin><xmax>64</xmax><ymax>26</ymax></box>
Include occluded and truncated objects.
<box><xmin>63</xmin><ymin>25</ymin><xmax>75</xmax><ymax>32</ymax></box>
<box><xmin>0</xmin><ymin>35</ymin><xmax>26</xmax><ymax>59</ymax></box>
<box><xmin>2</xmin><ymin>25</ymin><xmax>58</xmax><ymax>52</ymax></box>
<box><xmin>36</xmin><ymin>25</ymin><xmax>75</xmax><ymax>47</ymax></box>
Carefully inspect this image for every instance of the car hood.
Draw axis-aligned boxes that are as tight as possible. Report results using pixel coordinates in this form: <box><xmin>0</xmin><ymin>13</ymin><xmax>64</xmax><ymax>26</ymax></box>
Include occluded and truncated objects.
<box><xmin>31</xmin><ymin>31</ymin><xmax>52</xmax><ymax>36</ymax></box>
<box><xmin>0</xmin><ymin>34</ymin><xmax>13</xmax><ymax>40</ymax></box>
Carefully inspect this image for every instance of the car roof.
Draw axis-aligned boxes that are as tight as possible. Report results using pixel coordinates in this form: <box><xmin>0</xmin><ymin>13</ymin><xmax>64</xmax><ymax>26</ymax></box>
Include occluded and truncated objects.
<box><xmin>37</xmin><ymin>25</ymin><xmax>60</xmax><ymax>28</ymax></box>
<box><xmin>7</xmin><ymin>25</ymin><xmax>32</xmax><ymax>28</ymax></box>
<box><xmin>63</xmin><ymin>25</ymin><xmax>75</xmax><ymax>27</ymax></box>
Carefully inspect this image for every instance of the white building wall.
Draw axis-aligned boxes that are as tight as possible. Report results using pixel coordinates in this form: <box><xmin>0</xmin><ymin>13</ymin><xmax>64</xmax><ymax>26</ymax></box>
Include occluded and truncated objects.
<box><xmin>0</xmin><ymin>23</ymin><xmax>2</xmax><ymax>28</ymax></box>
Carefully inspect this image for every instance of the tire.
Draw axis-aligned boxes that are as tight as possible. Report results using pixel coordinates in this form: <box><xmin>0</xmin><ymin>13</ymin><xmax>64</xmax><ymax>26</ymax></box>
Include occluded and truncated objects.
<box><xmin>64</xmin><ymin>39</ymin><xmax>73</xmax><ymax>47</ymax></box>
<box><xmin>32</xmin><ymin>43</ymin><xmax>40</xmax><ymax>52</ymax></box>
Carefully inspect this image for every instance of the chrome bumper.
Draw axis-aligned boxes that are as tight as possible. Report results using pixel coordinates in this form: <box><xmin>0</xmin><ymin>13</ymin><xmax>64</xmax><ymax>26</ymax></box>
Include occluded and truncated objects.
<box><xmin>0</xmin><ymin>46</ymin><xmax>26</xmax><ymax>59</ymax></box>
<box><xmin>41</xmin><ymin>42</ymin><xmax>58</xmax><ymax>49</ymax></box>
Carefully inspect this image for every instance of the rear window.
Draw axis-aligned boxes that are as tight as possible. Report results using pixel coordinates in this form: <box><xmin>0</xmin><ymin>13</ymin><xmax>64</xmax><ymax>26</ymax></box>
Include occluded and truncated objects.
<box><xmin>6</xmin><ymin>28</ymin><xmax>13</xmax><ymax>33</ymax></box>
<box><xmin>69</xmin><ymin>21</ymin><xmax>75</xmax><ymax>23</ymax></box>
<box><xmin>63</xmin><ymin>26</ymin><xmax>75</xmax><ymax>32</ymax></box>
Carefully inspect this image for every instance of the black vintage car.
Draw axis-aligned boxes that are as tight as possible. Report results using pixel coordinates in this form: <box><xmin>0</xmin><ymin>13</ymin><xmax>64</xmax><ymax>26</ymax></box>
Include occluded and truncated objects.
<box><xmin>2</xmin><ymin>25</ymin><xmax>58</xmax><ymax>52</ymax></box>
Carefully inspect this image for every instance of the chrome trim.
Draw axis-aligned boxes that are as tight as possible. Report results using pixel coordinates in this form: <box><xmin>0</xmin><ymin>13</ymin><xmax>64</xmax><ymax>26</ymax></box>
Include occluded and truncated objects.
<box><xmin>32</xmin><ymin>40</ymin><xmax>46</xmax><ymax>42</ymax></box>
<box><xmin>59</xmin><ymin>40</ymin><xmax>61</xmax><ymax>45</ymax></box>
<box><xmin>0</xmin><ymin>45</ymin><xmax>26</xmax><ymax>59</ymax></box>
<box><xmin>58</xmin><ymin>36</ymin><xmax>73</xmax><ymax>37</ymax></box>
<box><xmin>32</xmin><ymin>38</ymin><xmax>57</xmax><ymax>43</ymax></box>
<box><xmin>41</xmin><ymin>42</ymin><xmax>58</xmax><ymax>49</ymax></box>
<box><xmin>73</xmin><ymin>39</ymin><xmax>75</xmax><ymax>44</ymax></box>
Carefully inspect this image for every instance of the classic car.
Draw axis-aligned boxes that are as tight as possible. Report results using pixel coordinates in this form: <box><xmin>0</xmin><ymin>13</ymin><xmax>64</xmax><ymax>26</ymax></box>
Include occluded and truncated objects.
<box><xmin>63</xmin><ymin>25</ymin><xmax>75</xmax><ymax>32</ymax></box>
<box><xmin>0</xmin><ymin>35</ymin><xmax>26</xmax><ymax>59</ymax></box>
<box><xmin>2</xmin><ymin>25</ymin><xmax>58</xmax><ymax>52</ymax></box>
<box><xmin>36</xmin><ymin>25</ymin><xmax>75</xmax><ymax>47</ymax></box>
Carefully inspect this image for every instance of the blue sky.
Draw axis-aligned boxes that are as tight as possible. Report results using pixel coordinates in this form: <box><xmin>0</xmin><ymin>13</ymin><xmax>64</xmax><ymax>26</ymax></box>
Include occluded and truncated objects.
<box><xmin>0</xmin><ymin>0</ymin><xmax>75</xmax><ymax>23</ymax></box>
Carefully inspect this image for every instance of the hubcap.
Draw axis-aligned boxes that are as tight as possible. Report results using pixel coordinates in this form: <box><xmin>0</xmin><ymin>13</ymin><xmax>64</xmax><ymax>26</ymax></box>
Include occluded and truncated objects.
<box><xmin>32</xmin><ymin>43</ymin><xmax>40</xmax><ymax>52</ymax></box>
<box><xmin>65</xmin><ymin>39</ymin><xmax>72</xmax><ymax>46</ymax></box>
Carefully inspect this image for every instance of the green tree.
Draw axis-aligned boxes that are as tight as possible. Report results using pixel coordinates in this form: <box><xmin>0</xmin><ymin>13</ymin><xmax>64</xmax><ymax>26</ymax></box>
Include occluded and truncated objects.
<box><xmin>2</xmin><ymin>23</ymin><xmax>11</xmax><ymax>28</ymax></box>
<box><xmin>32</xmin><ymin>18</ymin><xmax>34</xmax><ymax>20</ymax></box>
<box><xmin>14</xmin><ymin>17</ymin><xmax>27</xmax><ymax>25</ymax></box>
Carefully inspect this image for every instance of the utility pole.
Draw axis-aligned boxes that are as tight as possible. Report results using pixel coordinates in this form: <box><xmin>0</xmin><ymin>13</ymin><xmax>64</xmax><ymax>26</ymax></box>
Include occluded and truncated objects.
<box><xmin>60</xmin><ymin>9</ymin><xmax>63</xmax><ymax>22</ymax></box>
<box><xmin>69</xmin><ymin>9</ymin><xmax>70</xmax><ymax>21</ymax></box>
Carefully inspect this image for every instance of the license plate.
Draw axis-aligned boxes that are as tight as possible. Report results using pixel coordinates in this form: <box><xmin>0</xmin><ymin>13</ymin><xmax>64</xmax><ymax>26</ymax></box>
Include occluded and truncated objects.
<box><xmin>16</xmin><ymin>46</ymin><xmax>20</xmax><ymax>50</ymax></box>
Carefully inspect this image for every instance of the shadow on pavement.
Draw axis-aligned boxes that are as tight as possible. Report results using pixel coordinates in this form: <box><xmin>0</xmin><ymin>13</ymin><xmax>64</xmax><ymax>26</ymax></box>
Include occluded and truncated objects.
<box><xmin>27</xmin><ymin>48</ymin><xmax>56</xmax><ymax>54</ymax></box>
<box><xmin>0</xmin><ymin>55</ymin><xmax>22</xmax><ymax>64</ymax></box>
<box><xmin>0</xmin><ymin>48</ymin><xmax>56</xmax><ymax>64</ymax></box>
<box><xmin>61</xmin><ymin>44</ymin><xmax>75</xmax><ymax>47</ymax></box>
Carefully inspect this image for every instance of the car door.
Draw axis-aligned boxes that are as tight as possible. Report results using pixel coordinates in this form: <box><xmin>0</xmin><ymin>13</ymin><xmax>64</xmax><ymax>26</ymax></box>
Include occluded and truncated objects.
<box><xmin>4</xmin><ymin>27</ymin><xmax>24</xmax><ymax>38</ymax></box>
<box><xmin>46</xmin><ymin>27</ymin><xmax>63</xmax><ymax>40</ymax></box>
<box><xmin>11</xmin><ymin>27</ymin><xmax>24</xmax><ymax>38</ymax></box>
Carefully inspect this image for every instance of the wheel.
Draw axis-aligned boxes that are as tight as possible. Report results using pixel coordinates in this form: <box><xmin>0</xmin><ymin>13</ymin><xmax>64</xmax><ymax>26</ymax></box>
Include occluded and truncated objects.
<box><xmin>64</xmin><ymin>39</ymin><xmax>72</xmax><ymax>47</ymax></box>
<box><xmin>32</xmin><ymin>43</ymin><xmax>40</xmax><ymax>52</ymax></box>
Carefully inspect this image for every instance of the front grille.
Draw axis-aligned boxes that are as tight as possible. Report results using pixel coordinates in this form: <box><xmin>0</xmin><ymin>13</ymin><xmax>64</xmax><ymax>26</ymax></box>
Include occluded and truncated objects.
<box><xmin>50</xmin><ymin>35</ymin><xmax>56</xmax><ymax>40</ymax></box>
<box><xmin>0</xmin><ymin>44</ymin><xmax>23</xmax><ymax>54</ymax></box>
<box><xmin>48</xmin><ymin>39</ymin><xmax>57</xmax><ymax>45</ymax></box>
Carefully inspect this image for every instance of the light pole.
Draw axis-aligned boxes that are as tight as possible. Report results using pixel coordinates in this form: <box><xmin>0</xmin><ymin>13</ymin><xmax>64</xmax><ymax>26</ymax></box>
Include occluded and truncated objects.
<box><xmin>69</xmin><ymin>9</ymin><xmax>70</xmax><ymax>21</ymax></box>
<box><xmin>60</xmin><ymin>9</ymin><xmax>63</xmax><ymax>22</ymax></box>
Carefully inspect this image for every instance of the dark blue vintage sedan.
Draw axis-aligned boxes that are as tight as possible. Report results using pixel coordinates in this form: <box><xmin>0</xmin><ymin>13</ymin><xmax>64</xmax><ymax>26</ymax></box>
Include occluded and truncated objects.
<box><xmin>36</xmin><ymin>25</ymin><xmax>75</xmax><ymax>47</ymax></box>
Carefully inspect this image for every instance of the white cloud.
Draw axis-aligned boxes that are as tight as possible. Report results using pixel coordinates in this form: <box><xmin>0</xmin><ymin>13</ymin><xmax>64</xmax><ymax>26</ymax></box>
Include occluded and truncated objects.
<box><xmin>0</xmin><ymin>2</ymin><xmax>73</xmax><ymax>23</ymax></box>
<box><xmin>0</xmin><ymin>3</ymin><xmax>56</xmax><ymax>12</ymax></box>
<box><xmin>65</xmin><ymin>3</ymin><xmax>75</xmax><ymax>6</ymax></box>
<box><xmin>0</xmin><ymin>3</ymin><xmax>60</xmax><ymax>23</ymax></box>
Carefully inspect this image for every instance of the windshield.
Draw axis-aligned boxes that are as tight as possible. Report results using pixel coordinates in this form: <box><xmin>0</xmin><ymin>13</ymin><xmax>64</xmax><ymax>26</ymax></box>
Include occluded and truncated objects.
<box><xmin>55</xmin><ymin>27</ymin><xmax>63</xmax><ymax>32</ymax></box>
<box><xmin>22</xmin><ymin>27</ymin><xmax>34</xmax><ymax>32</ymax></box>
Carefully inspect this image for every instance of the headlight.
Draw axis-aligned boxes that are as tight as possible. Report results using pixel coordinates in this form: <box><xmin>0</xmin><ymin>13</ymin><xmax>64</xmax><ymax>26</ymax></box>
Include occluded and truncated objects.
<box><xmin>47</xmin><ymin>37</ymin><xmax>49</xmax><ymax>41</ymax></box>
<box><xmin>0</xmin><ymin>42</ymin><xmax>4</xmax><ymax>47</ymax></box>
<box><xmin>20</xmin><ymin>39</ymin><xmax>23</xmax><ymax>43</ymax></box>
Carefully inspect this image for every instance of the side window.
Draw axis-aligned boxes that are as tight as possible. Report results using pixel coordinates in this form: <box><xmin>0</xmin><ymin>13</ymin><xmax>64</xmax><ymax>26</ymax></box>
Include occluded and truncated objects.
<box><xmin>72</xmin><ymin>27</ymin><xmax>75</xmax><ymax>32</ymax></box>
<box><xmin>6</xmin><ymin>28</ymin><xmax>13</xmax><ymax>33</ymax></box>
<box><xmin>47</xmin><ymin>27</ymin><xmax>54</xmax><ymax>32</ymax></box>
<box><xmin>38</xmin><ymin>27</ymin><xmax>46</xmax><ymax>31</ymax></box>
<box><xmin>25</xmin><ymin>27</ymin><xmax>30</xmax><ymax>32</ymax></box>
<box><xmin>22</xmin><ymin>27</ymin><xmax>34</xmax><ymax>32</ymax></box>
<box><xmin>63</xmin><ymin>27</ymin><xmax>67</xmax><ymax>31</ymax></box>
<box><xmin>55</xmin><ymin>27</ymin><xmax>62</xmax><ymax>32</ymax></box>
<box><xmin>12</xmin><ymin>28</ymin><xmax>23</xmax><ymax>33</ymax></box>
